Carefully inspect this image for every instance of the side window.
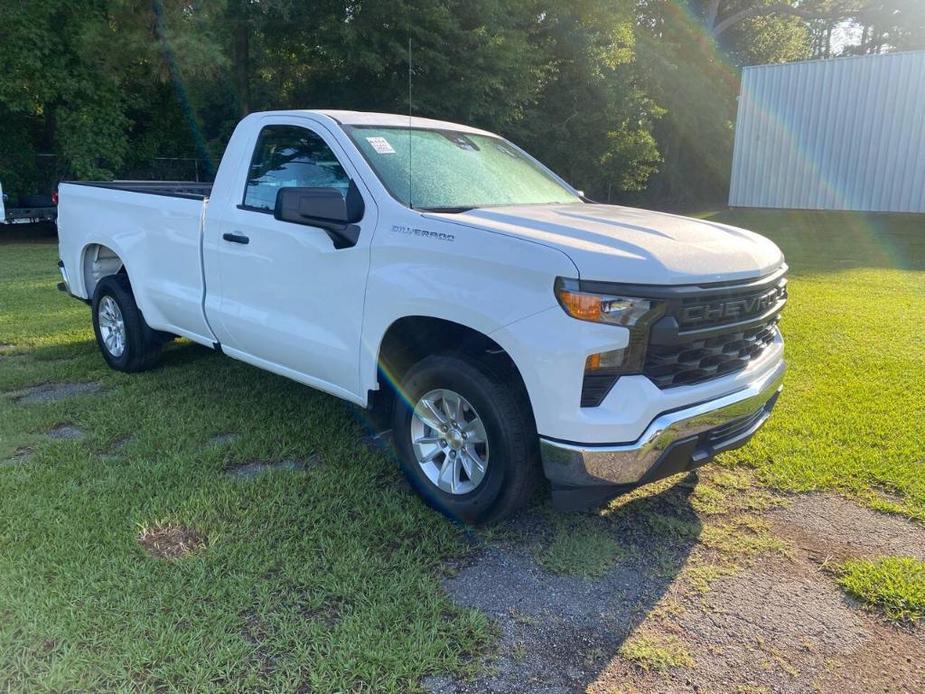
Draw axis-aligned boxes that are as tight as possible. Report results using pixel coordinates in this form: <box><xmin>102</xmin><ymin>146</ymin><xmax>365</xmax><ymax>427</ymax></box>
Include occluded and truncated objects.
<box><xmin>243</xmin><ymin>125</ymin><xmax>351</xmax><ymax>212</ymax></box>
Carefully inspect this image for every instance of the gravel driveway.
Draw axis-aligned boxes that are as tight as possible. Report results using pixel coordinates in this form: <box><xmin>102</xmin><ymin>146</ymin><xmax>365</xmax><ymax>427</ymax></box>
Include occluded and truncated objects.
<box><xmin>428</xmin><ymin>482</ymin><xmax>925</xmax><ymax>693</ymax></box>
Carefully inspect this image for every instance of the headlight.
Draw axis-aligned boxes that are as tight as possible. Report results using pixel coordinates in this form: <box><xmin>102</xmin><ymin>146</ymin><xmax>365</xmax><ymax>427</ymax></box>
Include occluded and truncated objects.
<box><xmin>555</xmin><ymin>278</ymin><xmax>666</xmax><ymax>407</ymax></box>
<box><xmin>554</xmin><ymin>278</ymin><xmax>656</xmax><ymax>327</ymax></box>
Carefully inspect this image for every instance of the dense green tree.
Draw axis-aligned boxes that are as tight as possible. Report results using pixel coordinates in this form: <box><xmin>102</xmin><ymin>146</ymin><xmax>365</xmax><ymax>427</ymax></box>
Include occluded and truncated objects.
<box><xmin>508</xmin><ymin>2</ymin><xmax>662</xmax><ymax>199</ymax></box>
<box><xmin>1</xmin><ymin>0</ymin><xmax>920</xmax><ymax>207</ymax></box>
<box><xmin>0</xmin><ymin>0</ymin><xmax>227</xmax><ymax>195</ymax></box>
<box><xmin>632</xmin><ymin>0</ymin><xmax>814</xmax><ymax>207</ymax></box>
<box><xmin>0</xmin><ymin>1</ymin><xmax>662</xmax><ymax>202</ymax></box>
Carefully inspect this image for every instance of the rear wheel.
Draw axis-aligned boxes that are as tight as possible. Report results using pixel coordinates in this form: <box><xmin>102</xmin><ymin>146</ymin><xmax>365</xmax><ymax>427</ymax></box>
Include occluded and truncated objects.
<box><xmin>392</xmin><ymin>354</ymin><xmax>538</xmax><ymax>524</ymax></box>
<box><xmin>91</xmin><ymin>274</ymin><xmax>163</xmax><ymax>372</ymax></box>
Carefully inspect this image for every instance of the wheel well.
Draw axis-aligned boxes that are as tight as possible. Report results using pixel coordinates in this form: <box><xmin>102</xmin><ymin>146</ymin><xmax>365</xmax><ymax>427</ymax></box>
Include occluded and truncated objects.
<box><xmin>375</xmin><ymin>316</ymin><xmax>533</xmax><ymax>418</ymax></box>
<box><xmin>82</xmin><ymin>244</ymin><xmax>125</xmax><ymax>297</ymax></box>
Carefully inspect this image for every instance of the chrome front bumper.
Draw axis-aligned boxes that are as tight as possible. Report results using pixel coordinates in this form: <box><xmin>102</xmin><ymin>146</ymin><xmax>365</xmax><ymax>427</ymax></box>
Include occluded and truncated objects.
<box><xmin>540</xmin><ymin>360</ymin><xmax>785</xmax><ymax>497</ymax></box>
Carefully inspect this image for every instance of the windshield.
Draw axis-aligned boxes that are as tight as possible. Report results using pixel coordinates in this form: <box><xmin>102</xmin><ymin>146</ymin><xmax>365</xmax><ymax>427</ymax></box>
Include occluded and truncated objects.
<box><xmin>345</xmin><ymin>126</ymin><xmax>581</xmax><ymax>211</ymax></box>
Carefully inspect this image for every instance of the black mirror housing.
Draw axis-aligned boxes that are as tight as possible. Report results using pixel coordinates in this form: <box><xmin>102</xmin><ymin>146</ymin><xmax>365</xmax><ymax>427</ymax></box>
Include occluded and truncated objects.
<box><xmin>273</xmin><ymin>180</ymin><xmax>364</xmax><ymax>248</ymax></box>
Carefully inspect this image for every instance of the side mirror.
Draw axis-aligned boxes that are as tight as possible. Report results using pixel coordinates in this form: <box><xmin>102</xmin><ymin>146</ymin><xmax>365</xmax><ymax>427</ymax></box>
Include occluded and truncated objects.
<box><xmin>274</xmin><ymin>180</ymin><xmax>365</xmax><ymax>249</ymax></box>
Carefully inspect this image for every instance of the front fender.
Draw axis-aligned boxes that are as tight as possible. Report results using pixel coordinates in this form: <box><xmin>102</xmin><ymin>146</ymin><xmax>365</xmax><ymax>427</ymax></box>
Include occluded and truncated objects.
<box><xmin>359</xmin><ymin>215</ymin><xmax>578</xmax><ymax>397</ymax></box>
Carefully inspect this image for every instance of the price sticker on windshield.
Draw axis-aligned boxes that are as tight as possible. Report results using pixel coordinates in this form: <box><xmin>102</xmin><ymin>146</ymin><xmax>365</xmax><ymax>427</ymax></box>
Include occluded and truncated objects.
<box><xmin>366</xmin><ymin>136</ymin><xmax>396</xmax><ymax>154</ymax></box>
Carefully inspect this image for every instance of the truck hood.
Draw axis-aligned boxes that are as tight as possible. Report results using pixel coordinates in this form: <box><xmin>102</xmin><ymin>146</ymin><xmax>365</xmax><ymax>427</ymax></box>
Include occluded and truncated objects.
<box><xmin>438</xmin><ymin>204</ymin><xmax>785</xmax><ymax>285</ymax></box>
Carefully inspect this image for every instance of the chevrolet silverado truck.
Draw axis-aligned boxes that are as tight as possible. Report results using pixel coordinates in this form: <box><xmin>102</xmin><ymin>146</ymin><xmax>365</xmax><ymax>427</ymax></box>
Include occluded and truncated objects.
<box><xmin>56</xmin><ymin>110</ymin><xmax>787</xmax><ymax>523</ymax></box>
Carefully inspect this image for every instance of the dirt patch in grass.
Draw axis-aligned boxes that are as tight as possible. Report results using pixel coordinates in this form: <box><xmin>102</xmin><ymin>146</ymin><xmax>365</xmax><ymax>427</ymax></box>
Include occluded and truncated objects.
<box><xmin>433</xmin><ymin>543</ymin><xmax>695</xmax><ymax>692</ymax></box>
<box><xmin>209</xmin><ymin>432</ymin><xmax>239</xmax><ymax>446</ymax></box>
<box><xmin>137</xmin><ymin>522</ymin><xmax>207</xmax><ymax>560</ymax></box>
<box><xmin>47</xmin><ymin>424</ymin><xmax>85</xmax><ymax>440</ymax></box>
<box><xmin>662</xmin><ymin>558</ymin><xmax>866</xmax><ymax>690</ymax></box>
<box><xmin>224</xmin><ymin>455</ymin><xmax>320</xmax><ymax>480</ymax></box>
<box><xmin>588</xmin><ymin>554</ymin><xmax>925</xmax><ymax>693</ymax></box>
<box><xmin>812</xmin><ymin>623</ymin><xmax>925</xmax><ymax>692</ymax></box>
<box><xmin>10</xmin><ymin>382</ymin><xmax>103</xmax><ymax>404</ymax></box>
<box><xmin>770</xmin><ymin>493</ymin><xmax>925</xmax><ymax>562</ymax></box>
<box><xmin>610</xmin><ymin>493</ymin><xmax>925</xmax><ymax>692</ymax></box>
<box><xmin>241</xmin><ymin>611</ymin><xmax>279</xmax><ymax>678</ymax></box>
<box><xmin>1</xmin><ymin>446</ymin><xmax>34</xmax><ymax>466</ymax></box>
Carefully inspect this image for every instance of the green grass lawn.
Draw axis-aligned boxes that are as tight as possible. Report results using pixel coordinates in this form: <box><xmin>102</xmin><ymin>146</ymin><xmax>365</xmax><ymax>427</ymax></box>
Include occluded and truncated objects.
<box><xmin>1</xmin><ymin>209</ymin><xmax>923</xmax><ymax>689</ymax></box>
<box><xmin>704</xmin><ymin>210</ymin><xmax>925</xmax><ymax>518</ymax></box>
<box><xmin>0</xmin><ymin>247</ymin><xmax>489</xmax><ymax>689</ymax></box>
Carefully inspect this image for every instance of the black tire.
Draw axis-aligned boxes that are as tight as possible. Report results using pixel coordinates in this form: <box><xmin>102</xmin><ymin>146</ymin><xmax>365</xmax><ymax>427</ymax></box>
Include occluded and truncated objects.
<box><xmin>91</xmin><ymin>274</ymin><xmax>163</xmax><ymax>372</ymax></box>
<box><xmin>391</xmin><ymin>354</ymin><xmax>538</xmax><ymax>524</ymax></box>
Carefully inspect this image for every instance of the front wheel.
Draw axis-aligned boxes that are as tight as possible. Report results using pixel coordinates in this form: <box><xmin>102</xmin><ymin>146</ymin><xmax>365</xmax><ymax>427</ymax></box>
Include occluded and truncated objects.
<box><xmin>391</xmin><ymin>354</ymin><xmax>538</xmax><ymax>524</ymax></box>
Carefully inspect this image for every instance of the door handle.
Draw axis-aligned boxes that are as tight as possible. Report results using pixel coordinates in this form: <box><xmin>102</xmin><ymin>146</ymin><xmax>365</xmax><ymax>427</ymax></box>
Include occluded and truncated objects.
<box><xmin>222</xmin><ymin>232</ymin><xmax>249</xmax><ymax>245</ymax></box>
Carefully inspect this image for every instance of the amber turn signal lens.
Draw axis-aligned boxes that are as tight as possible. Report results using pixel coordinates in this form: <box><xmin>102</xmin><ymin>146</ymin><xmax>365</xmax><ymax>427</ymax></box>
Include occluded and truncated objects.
<box><xmin>558</xmin><ymin>289</ymin><xmax>602</xmax><ymax>321</ymax></box>
<box><xmin>584</xmin><ymin>349</ymin><xmax>625</xmax><ymax>373</ymax></box>
<box><xmin>555</xmin><ymin>277</ymin><xmax>658</xmax><ymax>327</ymax></box>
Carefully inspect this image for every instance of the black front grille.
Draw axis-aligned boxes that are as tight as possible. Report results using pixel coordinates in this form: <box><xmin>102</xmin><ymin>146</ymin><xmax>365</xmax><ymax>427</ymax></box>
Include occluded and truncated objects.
<box><xmin>645</xmin><ymin>316</ymin><xmax>780</xmax><ymax>388</ymax></box>
<box><xmin>574</xmin><ymin>268</ymin><xmax>786</xmax><ymax>405</ymax></box>
<box><xmin>643</xmin><ymin>272</ymin><xmax>786</xmax><ymax>389</ymax></box>
<box><xmin>676</xmin><ymin>281</ymin><xmax>787</xmax><ymax>331</ymax></box>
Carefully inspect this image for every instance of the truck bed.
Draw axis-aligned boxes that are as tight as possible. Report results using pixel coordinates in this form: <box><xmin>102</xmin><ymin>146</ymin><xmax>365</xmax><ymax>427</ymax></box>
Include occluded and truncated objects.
<box><xmin>57</xmin><ymin>179</ymin><xmax>214</xmax><ymax>344</ymax></box>
<box><xmin>64</xmin><ymin>180</ymin><xmax>213</xmax><ymax>200</ymax></box>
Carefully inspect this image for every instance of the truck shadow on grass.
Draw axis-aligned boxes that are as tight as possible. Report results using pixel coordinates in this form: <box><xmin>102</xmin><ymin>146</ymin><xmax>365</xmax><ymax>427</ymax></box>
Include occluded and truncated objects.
<box><xmin>432</xmin><ymin>477</ymin><xmax>702</xmax><ymax>693</ymax></box>
<box><xmin>18</xmin><ymin>337</ymin><xmax>217</xmax><ymax>369</ymax></box>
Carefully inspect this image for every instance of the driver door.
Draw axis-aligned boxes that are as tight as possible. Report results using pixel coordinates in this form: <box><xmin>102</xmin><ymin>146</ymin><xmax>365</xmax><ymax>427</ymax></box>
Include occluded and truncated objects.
<box><xmin>205</xmin><ymin>120</ymin><xmax>376</xmax><ymax>402</ymax></box>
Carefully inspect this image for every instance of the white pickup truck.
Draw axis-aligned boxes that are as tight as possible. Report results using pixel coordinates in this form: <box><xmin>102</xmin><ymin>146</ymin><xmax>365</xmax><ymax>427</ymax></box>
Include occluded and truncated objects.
<box><xmin>57</xmin><ymin>110</ymin><xmax>786</xmax><ymax>523</ymax></box>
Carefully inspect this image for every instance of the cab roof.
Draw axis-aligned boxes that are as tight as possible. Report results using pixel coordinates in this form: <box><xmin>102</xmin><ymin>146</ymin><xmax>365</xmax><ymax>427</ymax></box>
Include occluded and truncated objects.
<box><xmin>262</xmin><ymin>109</ymin><xmax>498</xmax><ymax>138</ymax></box>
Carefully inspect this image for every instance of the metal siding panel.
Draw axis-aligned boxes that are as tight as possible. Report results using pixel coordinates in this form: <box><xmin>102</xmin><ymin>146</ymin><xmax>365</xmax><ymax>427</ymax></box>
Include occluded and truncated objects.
<box><xmin>728</xmin><ymin>69</ymin><xmax>750</xmax><ymax>206</ymax></box>
<box><xmin>868</xmin><ymin>56</ymin><xmax>896</xmax><ymax>211</ymax></box>
<box><xmin>908</xmin><ymin>59</ymin><xmax>925</xmax><ymax>212</ymax></box>
<box><xmin>857</xmin><ymin>56</ymin><xmax>880</xmax><ymax>210</ymax></box>
<box><xmin>878</xmin><ymin>55</ymin><xmax>908</xmax><ymax>211</ymax></box>
<box><xmin>812</xmin><ymin>61</ymin><xmax>837</xmax><ymax>209</ymax></box>
<box><xmin>775</xmin><ymin>65</ymin><xmax>796</xmax><ymax>207</ymax></box>
<box><xmin>808</xmin><ymin>61</ymin><xmax>831</xmax><ymax>209</ymax></box>
<box><xmin>819</xmin><ymin>59</ymin><xmax>846</xmax><ymax>210</ymax></box>
<box><xmin>750</xmin><ymin>66</ymin><xmax>766</xmax><ymax>207</ymax></box>
<box><xmin>867</xmin><ymin>57</ymin><xmax>890</xmax><ymax>210</ymax></box>
<box><xmin>729</xmin><ymin>51</ymin><xmax>925</xmax><ymax>212</ymax></box>
<box><xmin>767</xmin><ymin>67</ymin><xmax>787</xmax><ymax>207</ymax></box>
<box><xmin>904</xmin><ymin>55</ymin><xmax>923</xmax><ymax>210</ymax></box>
<box><xmin>752</xmin><ymin>68</ymin><xmax>770</xmax><ymax>207</ymax></box>
<box><xmin>753</xmin><ymin>66</ymin><xmax>774</xmax><ymax>207</ymax></box>
<box><xmin>891</xmin><ymin>55</ymin><xmax>915</xmax><ymax>211</ymax></box>
<box><xmin>791</xmin><ymin>61</ymin><xmax>814</xmax><ymax>207</ymax></box>
<box><xmin>842</xmin><ymin>56</ymin><xmax>870</xmax><ymax>210</ymax></box>
<box><xmin>899</xmin><ymin>56</ymin><xmax>925</xmax><ymax>212</ymax></box>
<box><xmin>744</xmin><ymin>69</ymin><xmax>762</xmax><ymax>205</ymax></box>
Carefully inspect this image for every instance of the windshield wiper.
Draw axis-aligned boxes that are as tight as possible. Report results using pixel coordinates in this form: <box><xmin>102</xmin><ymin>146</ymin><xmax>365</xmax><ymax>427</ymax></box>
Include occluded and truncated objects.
<box><xmin>417</xmin><ymin>206</ymin><xmax>475</xmax><ymax>213</ymax></box>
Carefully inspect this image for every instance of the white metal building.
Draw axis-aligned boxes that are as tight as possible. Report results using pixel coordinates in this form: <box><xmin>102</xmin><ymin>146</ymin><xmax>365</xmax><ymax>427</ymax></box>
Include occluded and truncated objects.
<box><xmin>729</xmin><ymin>51</ymin><xmax>925</xmax><ymax>213</ymax></box>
